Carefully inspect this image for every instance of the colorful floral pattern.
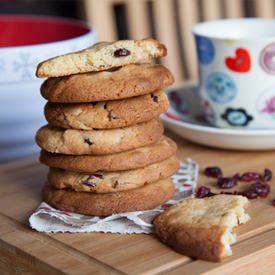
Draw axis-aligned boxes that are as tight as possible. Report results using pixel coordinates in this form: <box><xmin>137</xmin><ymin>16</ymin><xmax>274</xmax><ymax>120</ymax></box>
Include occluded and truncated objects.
<box><xmin>261</xmin><ymin>96</ymin><xmax>275</xmax><ymax>116</ymax></box>
<box><xmin>257</xmin><ymin>86</ymin><xmax>275</xmax><ymax>120</ymax></box>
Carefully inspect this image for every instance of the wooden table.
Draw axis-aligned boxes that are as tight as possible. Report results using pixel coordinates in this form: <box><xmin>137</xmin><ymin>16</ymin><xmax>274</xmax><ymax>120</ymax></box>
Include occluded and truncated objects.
<box><xmin>0</xmin><ymin>130</ymin><xmax>275</xmax><ymax>274</ymax></box>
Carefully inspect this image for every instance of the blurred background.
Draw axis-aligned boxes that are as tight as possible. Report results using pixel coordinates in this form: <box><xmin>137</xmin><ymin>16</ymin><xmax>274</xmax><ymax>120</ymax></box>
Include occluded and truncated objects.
<box><xmin>1</xmin><ymin>0</ymin><xmax>275</xmax><ymax>82</ymax></box>
<box><xmin>1</xmin><ymin>0</ymin><xmax>275</xmax><ymax>162</ymax></box>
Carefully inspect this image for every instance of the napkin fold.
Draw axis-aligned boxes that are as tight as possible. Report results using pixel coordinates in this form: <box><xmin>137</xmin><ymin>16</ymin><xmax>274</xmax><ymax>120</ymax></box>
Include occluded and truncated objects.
<box><xmin>29</xmin><ymin>158</ymin><xmax>198</xmax><ymax>234</ymax></box>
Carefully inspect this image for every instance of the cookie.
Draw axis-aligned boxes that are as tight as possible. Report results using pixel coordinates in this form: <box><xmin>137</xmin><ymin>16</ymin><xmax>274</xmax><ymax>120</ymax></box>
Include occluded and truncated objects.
<box><xmin>153</xmin><ymin>195</ymin><xmax>250</xmax><ymax>262</ymax></box>
<box><xmin>44</xmin><ymin>90</ymin><xmax>169</xmax><ymax>129</ymax></box>
<box><xmin>40</xmin><ymin>136</ymin><xmax>177</xmax><ymax>172</ymax></box>
<box><xmin>47</xmin><ymin>155</ymin><xmax>179</xmax><ymax>193</ymax></box>
<box><xmin>43</xmin><ymin>178</ymin><xmax>175</xmax><ymax>216</ymax></box>
<box><xmin>35</xmin><ymin>118</ymin><xmax>163</xmax><ymax>155</ymax></box>
<box><xmin>40</xmin><ymin>63</ymin><xmax>174</xmax><ymax>103</ymax></box>
<box><xmin>36</xmin><ymin>38</ymin><xmax>167</xmax><ymax>77</ymax></box>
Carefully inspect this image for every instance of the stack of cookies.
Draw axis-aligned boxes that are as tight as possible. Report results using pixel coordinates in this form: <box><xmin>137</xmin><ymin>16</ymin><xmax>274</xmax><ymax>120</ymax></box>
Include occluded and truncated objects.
<box><xmin>35</xmin><ymin>39</ymin><xmax>180</xmax><ymax>216</ymax></box>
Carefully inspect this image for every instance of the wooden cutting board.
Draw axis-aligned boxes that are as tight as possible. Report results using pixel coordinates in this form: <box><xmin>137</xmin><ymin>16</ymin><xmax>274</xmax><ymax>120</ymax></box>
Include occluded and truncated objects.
<box><xmin>0</xmin><ymin>131</ymin><xmax>275</xmax><ymax>275</ymax></box>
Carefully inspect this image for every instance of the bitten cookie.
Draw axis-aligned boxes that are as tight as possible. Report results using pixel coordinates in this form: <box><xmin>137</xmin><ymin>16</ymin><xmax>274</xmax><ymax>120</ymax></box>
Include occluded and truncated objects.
<box><xmin>40</xmin><ymin>63</ymin><xmax>174</xmax><ymax>103</ymax></box>
<box><xmin>44</xmin><ymin>90</ymin><xmax>169</xmax><ymax>129</ymax></box>
<box><xmin>43</xmin><ymin>178</ymin><xmax>175</xmax><ymax>216</ymax></box>
<box><xmin>36</xmin><ymin>38</ymin><xmax>167</xmax><ymax>77</ymax></box>
<box><xmin>153</xmin><ymin>195</ymin><xmax>250</xmax><ymax>262</ymax></box>
<box><xmin>35</xmin><ymin>119</ymin><xmax>163</xmax><ymax>155</ymax></box>
<box><xmin>48</xmin><ymin>155</ymin><xmax>179</xmax><ymax>193</ymax></box>
<box><xmin>40</xmin><ymin>136</ymin><xmax>177</xmax><ymax>172</ymax></box>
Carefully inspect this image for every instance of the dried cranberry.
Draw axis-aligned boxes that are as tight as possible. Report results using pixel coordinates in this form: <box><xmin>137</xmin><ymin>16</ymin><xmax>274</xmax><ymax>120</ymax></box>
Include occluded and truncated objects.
<box><xmin>90</xmin><ymin>173</ymin><xmax>103</xmax><ymax>179</ymax></box>
<box><xmin>84</xmin><ymin>137</ymin><xmax>93</xmax><ymax>145</ymax></box>
<box><xmin>263</xmin><ymin>169</ymin><xmax>272</xmax><ymax>181</ymax></box>
<box><xmin>114</xmin><ymin>48</ymin><xmax>131</xmax><ymax>57</ymax></box>
<box><xmin>113</xmin><ymin>181</ymin><xmax>119</xmax><ymax>189</ymax></box>
<box><xmin>272</xmin><ymin>199</ymin><xmax>275</xmax><ymax>206</ymax></box>
<box><xmin>151</xmin><ymin>94</ymin><xmax>158</xmax><ymax>103</ymax></box>
<box><xmin>83</xmin><ymin>176</ymin><xmax>96</xmax><ymax>187</ymax></box>
<box><xmin>108</xmin><ymin>110</ymin><xmax>120</xmax><ymax>121</ymax></box>
<box><xmin>242</xmin><ymin>189</ymin><xmax>258</xmax><ymax>199</ymax></box>
<box><xmin>204</xmin><ymin>167</ymin><xmax>222</xmax><ymax>178</ymax></box>
<box><xmin>240</xmin><ymin>172</ymin><xmax>262</xmax><ymax>181</ymax></box>
<box><xmin>196</xmin><ymin>186</ymin><xmax>211</xmax><ymax>198</ymax></box>
<box><xmin>233</xmin><ymin>173</ymin><xmax>241</xmax><ymax>181</ymax></box>
<box><xmin>250</xmin><ymin>182</ymin><xmax>270</xmax><ymax>198</ymax></box>
<box><xmin>217</xmin><ymin>177</ymin><xmax>237</xmax><ymax>189</ymax></box>
<box><xmin>113</xmin><ymin>181</ymin><xmax>128</xmax><ymax>188</ymax></box>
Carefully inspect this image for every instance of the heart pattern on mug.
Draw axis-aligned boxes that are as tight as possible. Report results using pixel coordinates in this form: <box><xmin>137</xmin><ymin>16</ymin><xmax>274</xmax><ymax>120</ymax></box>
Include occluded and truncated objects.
<box><xmin>225</xmin><ymin>48</ymin><xmax>251</xmax><ymax>73</ymax></box>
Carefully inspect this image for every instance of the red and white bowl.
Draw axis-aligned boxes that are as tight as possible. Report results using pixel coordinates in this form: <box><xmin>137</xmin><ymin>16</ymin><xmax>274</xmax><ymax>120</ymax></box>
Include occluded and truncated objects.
<box><xmin>0</xmin><ymin>15</ymin><xmax>96</xmax><ymax>162</ymax></box>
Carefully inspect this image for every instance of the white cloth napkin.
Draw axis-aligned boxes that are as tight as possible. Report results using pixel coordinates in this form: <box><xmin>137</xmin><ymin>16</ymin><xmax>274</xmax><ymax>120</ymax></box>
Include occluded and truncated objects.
<box><xmin>29</xmin><ymin>158</ymin><xmax>198</xmax><ymax>234</ymax></box>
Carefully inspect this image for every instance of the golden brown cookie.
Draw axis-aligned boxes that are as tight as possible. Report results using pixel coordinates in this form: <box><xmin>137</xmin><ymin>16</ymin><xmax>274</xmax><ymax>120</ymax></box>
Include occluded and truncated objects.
<box><xmin>153</xmin><ymin>195</ymin><xmax>250</xmax><ymax>262</ymax></box>
<box><xmin>43</xmin><ymin>178</ymin><xmax>175</xmax><ymax>216</ymax></box>
<box><xmin>35</xmin><ymin>119</ymin><xmax>164</xmax><ymax>155</ymax></box>
<box><xmin>36</xmin><ymin>39</ymin><xmax>167</xmax><ymax>77</ymax></box>
<box><xmin>44</xmin><ymin>90</ymin><xmax>169</xmax><ymax>129</ymax></box>
<box><xmin>40</xmin><ymin>63</ymin><xmax>174</xmax><ymax>103</ymax></box>
<box><xmin>47</xmin><ymin>155</ymin><xmax>179</xmax><ymax>193</ymax></box>
<box><xmin>40</xmin><ymin>136</ymin><xmax>177</xmax><ymax>172</ymax></box>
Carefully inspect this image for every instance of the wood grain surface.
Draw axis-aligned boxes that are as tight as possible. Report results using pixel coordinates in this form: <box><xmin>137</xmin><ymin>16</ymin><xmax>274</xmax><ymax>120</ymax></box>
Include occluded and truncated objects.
<box><xmin>0</xmin><ymin>130</ymin><xmax>275</xmax><ymax>274</ymax></box>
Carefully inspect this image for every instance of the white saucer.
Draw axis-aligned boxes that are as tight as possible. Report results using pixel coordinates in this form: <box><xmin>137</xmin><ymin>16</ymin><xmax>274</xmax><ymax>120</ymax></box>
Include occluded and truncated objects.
<box><xmin>161</xmin><ymin>85</ymin><xmax>275</xmax><ymax>150</ymax></box>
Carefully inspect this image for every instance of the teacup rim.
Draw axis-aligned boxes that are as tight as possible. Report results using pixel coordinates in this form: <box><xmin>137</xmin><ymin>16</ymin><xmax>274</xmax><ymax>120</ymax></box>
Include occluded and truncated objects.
<box><xmin>193</xmin><ymin>17</ymin><xmax>275</xmax><ymax>40</ymax></box>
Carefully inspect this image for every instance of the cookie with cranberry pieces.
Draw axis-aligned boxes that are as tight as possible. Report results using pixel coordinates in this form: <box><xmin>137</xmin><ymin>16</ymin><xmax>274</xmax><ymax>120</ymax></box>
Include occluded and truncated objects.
<box><xmin>47</xmin><ymin>155</ymin><xmax>179</xmax><ymax>193</ymax></box>
<box><xmin>40</xmin><ymin>135</ymin><xmax>177</xmax><ymax>172</ymax></box>
<box><xmin>36</xmin><ymin>38</ymin><xmax>167</xmax><ymax>77</ymax></box>
<box><xmin>35</xmin><ymin>118</ymin><xmax>163</xmax><ymax>155</ymax></box>
<box><xmin>44</xmin><ymin>90</ymin><xmax>169</xmax><ymax>129</ymax></box>
<box><xmin>43</xmin><ymin>178</ymin><xmax>175</xmax><ymax>216</ymax></box>
<box><xmin>154</xmin><ymin>195</ymin><xmax>250</xmax><ymax>262</ymax></box>
<box><xmin>40</xmin><ymin>63</ymin><xmax>174</xmax><ymax>103</ymax></box>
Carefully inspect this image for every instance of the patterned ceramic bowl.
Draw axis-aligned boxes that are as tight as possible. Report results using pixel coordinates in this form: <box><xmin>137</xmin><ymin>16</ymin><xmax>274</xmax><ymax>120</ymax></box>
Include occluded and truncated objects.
<box><xmin>193</xmin><ymin>18</ymin><xmax>275</xmax><ymax>129</ymax></box>
<box><xmin>0</xmin><ymin>15</ymin><xmax>96</xmax><ymax>161</ymax></box>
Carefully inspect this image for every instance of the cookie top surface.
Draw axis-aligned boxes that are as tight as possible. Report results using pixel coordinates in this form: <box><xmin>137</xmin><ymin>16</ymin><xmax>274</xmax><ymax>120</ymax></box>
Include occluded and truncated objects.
<box><xmin>40</xmin><ymin>135</ymin><xmax>177</xmax><ymax>172</ymax></box>
<box><xmin>36</xmin><ymin>38</ymin><xmax>167</xmax><ymax>77</ymax></box>
<box><xmin>159</xmin><ymin>195</ymin><xmax>248</xmax><ymax>231</ymax></box>
<box><xmin>43</xmin><ymin>178</ymin><xmax>175</xmax><ymax>216</ymax></box>
<box><xmin>40</xmin><ymin>63</ymin><xmax>174</xmax><ymax>103</ymax></box>
<box><xmin>153</xmin><ymin>195</ymin><xmax>250</xmax><ymax>261</ymax></box>
<box><xmin>35</xmin><ymin>118</ymin><xmax>164</xmax><ymax>155</ymax></box>
<box><xmin>44</xmin><ymin>90</ymin><xmax>169</xmax><ymax>129</ymax></box>
<box><xmin>48</xmin><ymin>155</ymin><xmax>179</xmax><ymax>193</ymax></box>
<box><xmin>154</xmin><ymin>195</ymin><xmax>250</xmax><ymax>229</ymax></box>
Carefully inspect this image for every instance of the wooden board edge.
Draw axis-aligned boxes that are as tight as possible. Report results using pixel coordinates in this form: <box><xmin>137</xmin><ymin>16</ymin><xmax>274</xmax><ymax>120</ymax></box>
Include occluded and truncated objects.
<box><xmin>0</xmin><ymin>239</ymin><xmax>65</xmax><ymax>275</ymax></box>
<box><xmin>163</xmin><ymin>229</ymin><xmax>275</xmax><ymax>274</ymax></box>
<box><xmin>0</xmin><ymin>213</ymin><xmax>123</xmax><ymax>275</ymax></box>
